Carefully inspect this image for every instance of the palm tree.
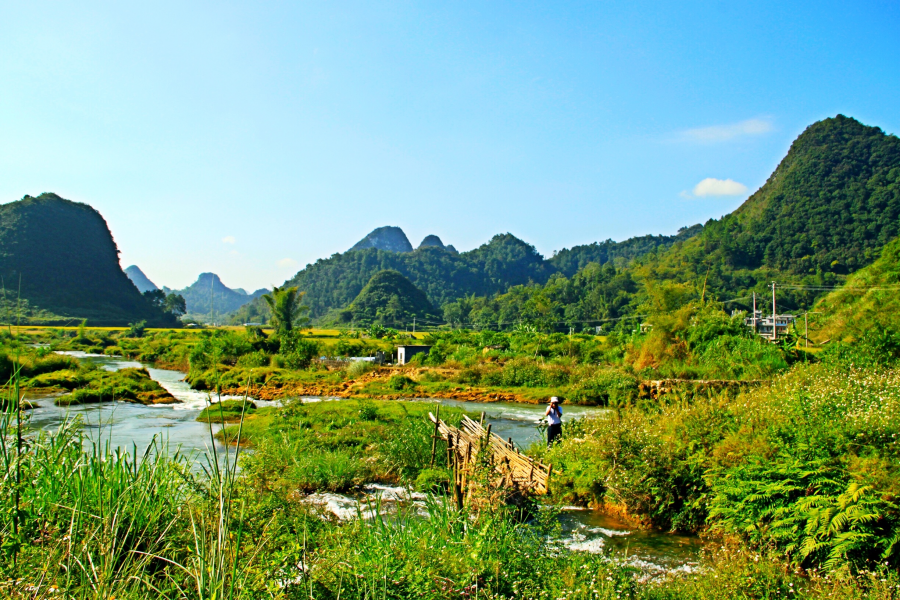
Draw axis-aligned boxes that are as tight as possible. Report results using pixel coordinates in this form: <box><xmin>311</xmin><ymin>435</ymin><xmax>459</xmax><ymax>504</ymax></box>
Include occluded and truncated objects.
<box><xmin>262</xmin><ymin>286</ymin><xmax>309</xmax><ymax>333</ymax></box>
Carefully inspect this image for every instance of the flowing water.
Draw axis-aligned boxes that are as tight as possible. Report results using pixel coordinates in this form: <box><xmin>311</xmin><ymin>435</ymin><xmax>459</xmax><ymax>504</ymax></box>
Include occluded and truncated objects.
<box><xmin>22</xmin><ymin>352</ymin><xmax>708</xmax><ymax>574</ymax></box>
<box><xmin>23</xmin><ymin>351</ymin><xmax>268</xmax><ymax>462</ymax></box>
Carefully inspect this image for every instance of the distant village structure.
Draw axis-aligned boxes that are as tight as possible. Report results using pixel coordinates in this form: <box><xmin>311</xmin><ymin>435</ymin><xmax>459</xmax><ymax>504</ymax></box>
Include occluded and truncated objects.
<box><xmin>743</xmin><ymin>310</ymin><xmax>796</xmax><ymax>340</ymax></box>
<box><xmin>397</xmin><ymin>345</ymin><xmax>431</xmax><ymax>365</ymax></box>
<box><xmin>739</xmin><ymin>285</ymin><xmax>796</xmax><ymax>341</ymax></box>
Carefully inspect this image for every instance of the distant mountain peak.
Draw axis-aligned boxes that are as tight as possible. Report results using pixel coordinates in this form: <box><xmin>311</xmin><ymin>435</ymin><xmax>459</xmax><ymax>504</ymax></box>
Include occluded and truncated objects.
<box><xmin>350</xmin><ymin>226</ymin><xmax>413</xmax><ymax>253</ymax></box>
<box><xmin>124</xmin><ymin>265</ymin><xmax>159</xmax><ymax>293</ymax></box>
<box><xmin>417</xmin><ymin>235</ymin><xmax>445</xmax><ymax>250</ymax></box>
<box><xmin>174</xmin><ymin>273</ymin><xmax>268</xmax><ymax>317</ymax></box>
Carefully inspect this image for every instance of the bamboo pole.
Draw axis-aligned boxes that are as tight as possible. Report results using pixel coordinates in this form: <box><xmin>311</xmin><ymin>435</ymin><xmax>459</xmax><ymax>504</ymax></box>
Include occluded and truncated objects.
<box><xmin>430</xmin><ymin>405</ymin><xmax>440</xmax><ymax>466</ymax></box>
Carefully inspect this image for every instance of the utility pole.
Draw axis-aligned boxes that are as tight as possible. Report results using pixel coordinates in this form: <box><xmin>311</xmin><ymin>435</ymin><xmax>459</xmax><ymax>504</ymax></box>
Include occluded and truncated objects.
<box><xmin>805</xmin><ymin>312</ymin><xmax>808</xmax><ymax>348</ymax></box>
<box><xmin>752</xmin><ymin>292</ymin><xmax>757</xmax><ymax>333</ymax></box>
<box><xmin>701</xmin><ymin>265</ymin><xmax>710</xmax><ymax>304</ymax></box>
<box><xmin>413</xmin><ymin>316</ymin><xmax>416</xmax><ymax>334</ymax></box>
<box><xmin>771</xmin><ymin>282</ymin><xmax>777</xmax><ymax>341</ymax></box>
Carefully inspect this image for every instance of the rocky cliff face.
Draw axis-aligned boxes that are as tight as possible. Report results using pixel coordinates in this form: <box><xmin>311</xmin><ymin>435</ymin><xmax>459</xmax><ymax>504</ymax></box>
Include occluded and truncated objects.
<box><xmin>350</xmin><ymin>226</ymin><xmax>413</xmax><ymax>253</ymax></box>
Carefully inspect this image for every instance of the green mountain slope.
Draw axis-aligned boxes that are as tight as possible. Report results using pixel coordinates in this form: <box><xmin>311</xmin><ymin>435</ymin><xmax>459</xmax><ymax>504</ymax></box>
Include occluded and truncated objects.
<box><xmin>550</xmin><ymin>224</ymin><xmax>703</xmax><ymax>277</ymax></box>
<box><xmin>281</xmin><ymin>233</ymin><xmax>555</xmax><ymax>319</ymax></box>
<box><xmin>809</xmin><ymin>237</ymin><xmax>900</xmax><ymax>343</ymax></box>
<box><xmin>333</xmin><ymin>269</ymin><xmax>441</xmax><ymax>327</ymax></box>
<box><xmin>441</xmin><ymin>115</ymin><xmax>900</xmax><ymax>331</ymax></box>
<box><xmin>0</xmin><ymin>193</ymin><xmax>175</xmax><ymax>326</ymax></box>
<box><xmin>632</xmin><ymin>115</ymin><xmax>900</xmax><ymax>312</ymax></box>
<box><xmin>703</xmin><ymin>114</ymin><xmax>900</xmax><ymax>275</ymax></box>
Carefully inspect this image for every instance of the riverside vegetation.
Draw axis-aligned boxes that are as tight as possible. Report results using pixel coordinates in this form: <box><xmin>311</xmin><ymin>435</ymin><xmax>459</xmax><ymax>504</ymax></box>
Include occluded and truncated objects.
<box><xmin>1</xmin><ymin>311</ymin><xmax>899</xmax><ymax>597</ymax></box>
<box><xmin>0</xmin><ymin>113</ymin><xmax>898</xmax><ymax>596</ymax></box>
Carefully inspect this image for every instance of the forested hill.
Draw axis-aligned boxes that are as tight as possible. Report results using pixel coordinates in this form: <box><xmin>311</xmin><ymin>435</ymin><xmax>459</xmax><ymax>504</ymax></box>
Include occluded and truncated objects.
<box><xmin>0</xmin><ymin>194</ymin><xmax>176</xmax><ymax>326</ymax></box>
<box><xmin>630</xmin><ymin>115</ymin><xmax>900</xmax><ymax>312</ymax></box>
<box><xmin>334</xmin><ymin>269</ymin><xmax>441</xmax><ymax>327</ymax></box>
<box><xmin>284</xmin><ymin>233</ymin><xmax>554</xmax><ymax>319</ymax></box>
<box><xmin>440</xmin><ymin>115</ymin><xmax>900</xmax><ymax>330</ymax></box>
<box><xmin>702</xmin><ymin>114</ymin><xmax>900</xmax><ymax>275</ymax></box>
<box><xmin>550</xmin><ymin>224</ymin><xmax>703</xmax><ymax>277</ymax></box>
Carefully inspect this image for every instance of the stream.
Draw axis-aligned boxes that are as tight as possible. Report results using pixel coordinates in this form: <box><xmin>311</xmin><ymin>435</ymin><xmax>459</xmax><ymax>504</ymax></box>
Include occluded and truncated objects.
<box><xmin>21</xmin><ymin>352</ymin><xmax>708</xmax><ymax>575</ymax></box>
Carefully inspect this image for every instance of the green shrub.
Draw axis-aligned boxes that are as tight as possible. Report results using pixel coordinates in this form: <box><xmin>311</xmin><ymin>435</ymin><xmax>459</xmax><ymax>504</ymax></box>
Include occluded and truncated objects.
<box><xmin>568</xmin><ymin>368</ymin><xmax>638</xmax><ymax>405</ymax></box>
<box><xmin>388</xmin><ymin>374</ymin><xmax>416</xmax><ymax>391</ymax></box>
<box><xmin>236</xmin><ymin>350</ymin><xmax>270</xmax><ymax>369</ymax></box>
<box><xmin>414</xmin><ymin>468</ymin><xmax>450</xmax><ymax>492</ymax></box>
<box><xmin>346</xmin><ymin>359</ymin><xmax>375</xmax><ymax>379</ymax></box>
<box><xmin>358</xmin><ymin>399</ymin><xmax>379</xmax><ymax>421</ymax></box>
<box><xmin>126</xmin><ymin>320</ymin><xmax>147</xmax><ymax>338</ymax></box>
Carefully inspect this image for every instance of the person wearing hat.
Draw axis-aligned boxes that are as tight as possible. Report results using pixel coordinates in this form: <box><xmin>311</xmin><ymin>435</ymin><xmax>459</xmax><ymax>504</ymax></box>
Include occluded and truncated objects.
<box><xmin>544</xmin><ymin>397</ymin><xmax>563</xmax><ymax>446</ymax></box>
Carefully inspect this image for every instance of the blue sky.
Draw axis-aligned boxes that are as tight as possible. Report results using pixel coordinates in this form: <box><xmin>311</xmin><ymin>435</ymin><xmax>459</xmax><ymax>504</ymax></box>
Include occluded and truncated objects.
<box><xmin>1</xmin><ymin>1</ymin><xmax>898</xmax><ymax>291</ymax></box>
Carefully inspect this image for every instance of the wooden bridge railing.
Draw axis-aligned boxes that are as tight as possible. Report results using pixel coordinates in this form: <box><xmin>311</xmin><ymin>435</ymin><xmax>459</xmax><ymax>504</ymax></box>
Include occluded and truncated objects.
<box><xmin>428</xmin><ymin>410</ymin><xmax>552</xmax><ymax>500</ymax></box>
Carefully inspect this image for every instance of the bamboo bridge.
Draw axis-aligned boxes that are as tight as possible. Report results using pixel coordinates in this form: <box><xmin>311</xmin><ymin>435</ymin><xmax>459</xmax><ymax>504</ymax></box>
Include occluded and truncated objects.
<box><xmin>428</xmin><ymin>410</ymin><xmax>552</xmax><ymax>504</ymax></box>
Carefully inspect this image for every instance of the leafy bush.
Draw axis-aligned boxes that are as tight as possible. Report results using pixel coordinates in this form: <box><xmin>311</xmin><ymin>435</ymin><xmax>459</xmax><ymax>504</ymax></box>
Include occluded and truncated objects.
<box><xmin>358</xmin><ymin>399</ymin><xmax>379</xmax><ymax>421</ymax></box>
<box><xmin>126</xmin><ymin>320</ymin><xmax>147</xmax><ymax>338</ymax></box>
<box><xmin>567</xmin><ymin>368</ymin><xmax>638</xmax><ymax>405</ymax></box>
<box><xmin>414</xmin><ymin>468</ymin><xmax>450</xmax><ymax>493</ymax></box>
<box><xmin>235</xmin><ymin>350</ymin><xmax>270</xmax><ymax>369</ymax></box>
<box><xmin>346</xmin><ymin>359</ymin><xmax>375</xmax><ymax>379</ymax></box>
<box><xmin>388</xmin><ymin>374</ymin><xmax>416</xmax><ymax>391</ymax></box>
<box><xmin>277</xmin><ymin>330</ymin><xmax>319</xmax><ymax>370</ymax></box>
<box><xmin>821</xmin><ymin>327</ymin><xmax>900</xmax><ymax>368</ymax></box>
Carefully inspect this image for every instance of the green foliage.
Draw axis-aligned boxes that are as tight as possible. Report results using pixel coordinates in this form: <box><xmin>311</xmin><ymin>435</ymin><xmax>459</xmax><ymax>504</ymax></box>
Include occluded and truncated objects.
<box><xmin>414</xmin><ymin>468</ymin><xmax>450</xmax><ymax>493</ymax></box>
<box><xmin>346</xmin><ymin>359</ymin><xmax>376</xmax><ymax>378</ymax></box>
<box><xmin>55</xmin><ymin>367</ymin><xmax>174</xmax><ymax>405</ymax></box>
<box><xmin>276</xmin><ymin>329</ymin><xmax>319</xmax><ymax>369</ymax></box>
<box><xmin>240</xmin><ymin>233</ymin><xmax>557</xmax><ymax>321</ymax></box>
<box><xmin>261</xmin><ymin>284</ymin><xmax>309</xmax><ymax>333</ymax></box>
<box><xmin>388</xmin><ymin>374</ymin><xmax>416</xmax><ymax>391</ymax></box>
<box><xmin>126</xmin><ymin>320</ymin><xmax>147</xmax><ymax>338</ymax></box>
<box><xmin>812</xmin><ymin>236</ymin><xmax>900</xmax><ymax>342</ymax></box>
<box><xmin>234</xmin><ymin>399</ymin><xmax>468</xmax><ymax>493</ymax></box>
<box><xmin>197</xmin><ymin>399</ymin><xmax>257</xmax><ymax>423</ymax></box>
<box><xmin>547</xmin><ymin>360</ymin><xmax>900</xmax><ymax>571</ymax></box>
<box><xmin>821</xmin><ymin>327</ymin><xmax>900</xmax><ymax>368</ymax></box>
<box><xmin>550</xmin><ymin>224</ymin><xmax>703</xmax><ymax>276</ymax></box>
<box><xmin>357</xmin><ymin>399</ymin><xmax>378</xmax><ymax>421</ymax></box>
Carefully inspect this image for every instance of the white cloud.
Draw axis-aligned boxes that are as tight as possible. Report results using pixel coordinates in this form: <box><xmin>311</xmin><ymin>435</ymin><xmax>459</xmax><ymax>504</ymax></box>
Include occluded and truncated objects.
<box><xmin>679</xmin><ymin>118</ymin><xmax>773</xmax><ymax>143</ymax></box>
<box><xmin>222</xmin><ymin>236</ymin><xmax>236</xmax><ymax>244</ymax></box>
<box><xmin>688</xmin><ymin>178</ymin><xmax>749</xmax><ymax>197</ymax></box>
<box><xmin>277</xmin><ymin>258</ymin><xmax>298</xmax><ymax>269</ymax></box>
